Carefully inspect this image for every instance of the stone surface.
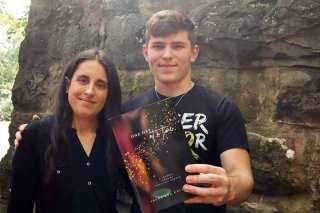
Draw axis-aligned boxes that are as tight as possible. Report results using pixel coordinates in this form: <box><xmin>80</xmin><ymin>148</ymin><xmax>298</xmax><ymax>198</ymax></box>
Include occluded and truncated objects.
<box><xmin>1</xmin><ymin>0</ymin><xmax>319</xmax><ymax>212</ymax></box>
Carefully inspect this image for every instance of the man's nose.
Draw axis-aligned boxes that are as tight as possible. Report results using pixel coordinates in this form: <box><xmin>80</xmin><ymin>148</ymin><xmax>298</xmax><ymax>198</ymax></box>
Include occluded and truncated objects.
<box><xmin>162</xmin><ymin>47</ymin><xmax>173</xmax><ymax>59</ymax></box>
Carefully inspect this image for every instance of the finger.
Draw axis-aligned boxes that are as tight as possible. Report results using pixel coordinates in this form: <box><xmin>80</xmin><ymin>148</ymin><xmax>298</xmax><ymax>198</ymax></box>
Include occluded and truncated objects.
<box><xmin>184</xmin><ymin>195</ymin><xmax>225</xmax><ymax>206</ymax></box>
<box><xmin>15</xmin><ymin>130</ymin><xmax>22</xmax><ymax>141</ymax></box>
<box><xmin>32</xmin><ymin>114</ymin><xmax>40</xmax><ymax>120</ymax></box>
<box><xmin>184</xmin><ymin>196</ymin><xmax>213</xmax><ymax>204</ymax></box>
<box><xmin>14</xmin><ymin>131</ymin><xmax>23</xmax><ymax>149</ymax></box>
<box><xmin>14</xmin><ymin>139</ymin><xmax>19</xmax><ymax>150</ymax></box>
<box><xmin>183</xmin><ymin>183</ymin><xmax>226</xmax><ymax>198</ymax></box>
<box><xmin>186</xmin><ymin>173</ymin><xmax>220</xmax><ymax>185</ymax></box>
<box><xmin>18</xmin><ymin>124</ymin><xmax>28</xmax><ymax>132</ymax></box>
<box><xmin>185</xmin><ymin>164</ymin><xmax>226</xmax><ymax>175</ymax></box>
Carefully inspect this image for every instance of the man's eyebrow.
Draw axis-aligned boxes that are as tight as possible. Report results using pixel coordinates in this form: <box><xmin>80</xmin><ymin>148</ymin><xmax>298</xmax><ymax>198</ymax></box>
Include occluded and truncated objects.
<box><xmin>150</xmin><ymin>41</ymin><xmax>165</xmax><ymax>44</ymax></box>
<box><xmin>150</xmin><ymin>41</ymin><xmax>186</xmax><ymax>45</ymax></box>
<box><xmin>171</xmin><ymin>41</ymin><xmax>186</xmax><ymax>45</ymax></box>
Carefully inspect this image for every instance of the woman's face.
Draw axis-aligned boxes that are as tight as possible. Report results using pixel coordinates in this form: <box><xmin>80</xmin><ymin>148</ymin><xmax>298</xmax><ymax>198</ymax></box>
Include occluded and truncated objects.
<box><xmin>66</xmin><ymin>60</ymin><xmax>108</xmax><ymax>121</ymax></box>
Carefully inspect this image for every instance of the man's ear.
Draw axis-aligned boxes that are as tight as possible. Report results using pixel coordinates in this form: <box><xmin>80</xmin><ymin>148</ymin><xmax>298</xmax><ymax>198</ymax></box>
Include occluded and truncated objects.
<box><xmin>191</xmin><ymin>45</ymin><xmax>200</xmax><ymax>63</ymax></box>
<box><xmin>142</xmin><ymin>44</ymin><xmax>148</xmax><ymax>62</ymax></box>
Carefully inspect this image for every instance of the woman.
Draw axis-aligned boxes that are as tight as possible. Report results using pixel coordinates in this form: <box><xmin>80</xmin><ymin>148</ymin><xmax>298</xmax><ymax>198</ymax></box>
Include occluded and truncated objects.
<box><xmin>7</xmin><ymin>48</ymin><xmax>122</xmax><ymax>213</ymax></box>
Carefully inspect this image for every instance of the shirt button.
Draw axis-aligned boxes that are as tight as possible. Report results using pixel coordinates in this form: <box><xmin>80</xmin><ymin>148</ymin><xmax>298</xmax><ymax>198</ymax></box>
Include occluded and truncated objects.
<box><xmin>56</xmin><ymin>170</ymin><xmax>61</xmax><ymax>174</ymax></box>
<box><xmin>88</xmin><ymin>181</ymin><xmax>92</xmax><ymax>186</ymax></box>
<box><xmin>86</xmin><ymin>162</ymin><xmax>90</xmax><ymax>166</ymax></box>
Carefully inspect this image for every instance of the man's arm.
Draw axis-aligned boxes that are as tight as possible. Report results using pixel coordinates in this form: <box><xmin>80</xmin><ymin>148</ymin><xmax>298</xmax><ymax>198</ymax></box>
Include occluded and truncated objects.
<box><xmin>220</xmin><ymin>148</ymin><xmax>253</xmax><ymax>205</ymax></box>
<box><xmin>182</xmin><ymin>148</ymin><xmax>253</xmax><ymax>206</ymax></box>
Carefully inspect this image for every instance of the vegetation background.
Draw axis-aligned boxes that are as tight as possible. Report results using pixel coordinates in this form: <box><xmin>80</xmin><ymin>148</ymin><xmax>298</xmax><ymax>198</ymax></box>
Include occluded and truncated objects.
<box><xmin>0</xmin><ymin>0</ymin><xmax>29</xmax><ymax>121</ymax></box>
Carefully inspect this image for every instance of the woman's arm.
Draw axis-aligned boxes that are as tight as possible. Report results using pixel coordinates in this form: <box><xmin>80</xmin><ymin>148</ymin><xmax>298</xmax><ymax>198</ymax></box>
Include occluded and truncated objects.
<box><xmin>7</xmin><ymin>122</ymin><xmax>41</xmax><ymax>212</ymax></box>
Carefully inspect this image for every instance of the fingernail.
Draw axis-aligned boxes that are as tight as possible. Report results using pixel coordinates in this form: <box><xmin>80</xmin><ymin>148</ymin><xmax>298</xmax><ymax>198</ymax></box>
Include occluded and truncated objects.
<box><xmin>183</xmin><ymin>184</ymin><xmax>190</xmax><ymax>192</ymax></box>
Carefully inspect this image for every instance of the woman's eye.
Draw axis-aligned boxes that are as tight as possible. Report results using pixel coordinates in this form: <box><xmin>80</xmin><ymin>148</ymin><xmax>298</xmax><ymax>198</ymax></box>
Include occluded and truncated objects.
<box><xmin>96</xmin><ymin>81</ymin><xmax>108</xmax><ymax>89</ymax></box>
<box><xmin>77</xmin><ymin>77</ymin><xmax>88</xmax><ymax>84</ymax></box>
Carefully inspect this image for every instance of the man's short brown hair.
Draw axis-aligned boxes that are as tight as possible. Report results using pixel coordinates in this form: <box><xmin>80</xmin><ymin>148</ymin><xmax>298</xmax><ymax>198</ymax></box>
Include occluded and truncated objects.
<box><xmin>145</xmin><ymin>10</ymin><xmax>196</xmax><ymax>45</ymax></box>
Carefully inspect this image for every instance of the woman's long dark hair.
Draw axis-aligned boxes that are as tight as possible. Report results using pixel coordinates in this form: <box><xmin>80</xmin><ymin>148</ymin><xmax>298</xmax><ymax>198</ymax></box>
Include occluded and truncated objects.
<box><xmin>44</xmin><ymin>48</ymin><xmax>122</xmax><ymax>183</ymax></box>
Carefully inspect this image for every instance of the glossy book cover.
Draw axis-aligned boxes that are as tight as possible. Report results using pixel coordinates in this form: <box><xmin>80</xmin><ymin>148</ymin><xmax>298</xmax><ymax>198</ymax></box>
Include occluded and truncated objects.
<box><xmin>109</xmin><ymin>98</ymin><xmax>196</xmax><ymax>213</ymax></box>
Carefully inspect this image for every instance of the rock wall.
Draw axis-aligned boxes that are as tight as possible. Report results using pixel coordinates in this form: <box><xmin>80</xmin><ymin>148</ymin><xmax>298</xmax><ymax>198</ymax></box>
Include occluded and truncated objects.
<box><xmin>1</xmin><ymin>0</ymin><xmax>319</xmax><ymax>212</ymax></box>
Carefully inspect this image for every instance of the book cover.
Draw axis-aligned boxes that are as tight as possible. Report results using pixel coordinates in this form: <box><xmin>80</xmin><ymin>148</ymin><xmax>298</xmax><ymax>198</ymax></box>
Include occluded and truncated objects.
<box><xmin>109</xmin><ymin>98</ymin><xmax>197</xmax><ymax>213</ymax></box>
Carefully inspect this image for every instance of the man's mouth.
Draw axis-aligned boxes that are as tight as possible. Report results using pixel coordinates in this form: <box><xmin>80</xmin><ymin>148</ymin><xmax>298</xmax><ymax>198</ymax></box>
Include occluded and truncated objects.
<box><xmin>159</xmin><ymin>64</ymin><xmax>176</xmax><ymax>67</ymax></box>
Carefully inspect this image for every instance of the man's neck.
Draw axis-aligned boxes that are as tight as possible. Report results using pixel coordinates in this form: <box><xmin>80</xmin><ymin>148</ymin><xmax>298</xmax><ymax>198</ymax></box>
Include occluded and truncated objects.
<box><xmin>154</xmin><ymin>80</ymin><xmax>194</xmax><ymax>97</ymax></box>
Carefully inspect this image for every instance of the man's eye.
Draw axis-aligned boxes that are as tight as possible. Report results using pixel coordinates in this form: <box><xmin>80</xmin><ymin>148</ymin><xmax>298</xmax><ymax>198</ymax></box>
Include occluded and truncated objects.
<box><xmin>96</xmin><ymin>81</ymin><xmax>108</xmax><ymax>89</ymax></box>
<box><xmin>173</xmin><ymin>45</ymin><xmax>184</xmax><ymax>49</ymax></box>
<box><xmin>152</xmin><ymin>45</ymin><xmax>164</xmax><ymax>49</ymax></box>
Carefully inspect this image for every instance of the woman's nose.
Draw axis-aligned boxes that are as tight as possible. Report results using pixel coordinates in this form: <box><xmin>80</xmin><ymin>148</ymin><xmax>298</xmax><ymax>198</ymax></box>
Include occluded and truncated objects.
<box><xmin>84</xmin><ymin>83</ymin><xmax>95</xmax><ymax>95</ymax></box>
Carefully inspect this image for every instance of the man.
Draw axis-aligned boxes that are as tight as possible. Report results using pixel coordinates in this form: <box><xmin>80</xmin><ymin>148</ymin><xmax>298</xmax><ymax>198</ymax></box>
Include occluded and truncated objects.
<box><xmin>122</xmin><ymin>10</ymin><xmax>253</xmax><ymax>213</ymax></box>
<box><xmin>15</xmin><ymin>10</ymin><xmax>253</xmax><ymax>213</ymax></box>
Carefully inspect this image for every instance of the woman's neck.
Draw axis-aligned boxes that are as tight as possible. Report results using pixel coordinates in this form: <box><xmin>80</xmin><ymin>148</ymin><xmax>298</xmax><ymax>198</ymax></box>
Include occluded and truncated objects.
<box><xmin>72</xmin><ymin>116</ymin><xmax>99</xmax><ymax>157</ymax></box>
<box><xmin>72</xmin><ymin>116</ymin><xmax>98</xmax><ymax>133</ymax></box>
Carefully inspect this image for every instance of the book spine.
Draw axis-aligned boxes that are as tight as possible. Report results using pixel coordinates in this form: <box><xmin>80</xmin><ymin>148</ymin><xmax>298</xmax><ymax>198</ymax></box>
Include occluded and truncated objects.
<box><xmin>111</xmin><ymin>126</ymin><xmax>148</xmax><ymax>213</ymax></box>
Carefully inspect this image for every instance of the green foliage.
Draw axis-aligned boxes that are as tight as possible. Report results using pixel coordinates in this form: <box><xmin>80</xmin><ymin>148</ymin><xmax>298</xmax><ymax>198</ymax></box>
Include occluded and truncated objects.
<box><xmin>0</xmin><ymin>1</ymin><xmax>29</xmax><ymax>121</ymax></box>
<box><xmin>4</xmin><ymin>12</ymin><xmax>28</xmax><ymax>40</ymax></box>
<box><xmin>0</xmin><ymin>45</ymin><xmax>18</xmax><ymax>120</ymax></box>
<box><xmin>0</xmin><ymin>1</ymin><xmax>29</xmax><ymax>40</ymax></box>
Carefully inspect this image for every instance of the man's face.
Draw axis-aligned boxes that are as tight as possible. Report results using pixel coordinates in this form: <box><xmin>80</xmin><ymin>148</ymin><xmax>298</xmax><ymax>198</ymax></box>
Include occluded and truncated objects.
<box><xmin>143</xmin><ymin>30</ymin><xmax>199</xmax><ymax>85</ymax></box>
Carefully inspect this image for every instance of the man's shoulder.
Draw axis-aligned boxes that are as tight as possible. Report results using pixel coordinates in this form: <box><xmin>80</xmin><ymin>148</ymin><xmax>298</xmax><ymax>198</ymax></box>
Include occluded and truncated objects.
<box><xmin>122</xmin><ymin>88</ymin><xmax>155</xmax><ymax>113</ymax></box>
<box><xmin>193</xmin><ymin>84</ymin><xmax>241</xmax><ymax>112</ymax></box>
<box><xmin>193</xmin><ymin>84</ymin><xmax>226</xmax><ymax>103</ymax></box>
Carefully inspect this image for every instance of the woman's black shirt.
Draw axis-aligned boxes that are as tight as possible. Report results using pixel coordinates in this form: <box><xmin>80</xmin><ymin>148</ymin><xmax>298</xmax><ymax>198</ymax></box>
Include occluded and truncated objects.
<box><xmin>7</xmin><ymin>117</ymin><xmax>118</xmax><ymax>213</ymax></box>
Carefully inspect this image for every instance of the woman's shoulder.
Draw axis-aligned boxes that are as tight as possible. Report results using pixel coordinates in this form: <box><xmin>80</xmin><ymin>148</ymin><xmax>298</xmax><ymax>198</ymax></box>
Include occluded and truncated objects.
<box><xmin>25</xmin><ymin>115</ymin><xmax>54</xmax><ymax>129</ymax></box>
<box><xmin>16</xmin><ymin>116</ymin><xmax>54</xmax><ymax>154</ymax></box>
<box><xmin>23</xmin><ymin>116</ymin><xmax>54</xmax><ymax>138</ymax></box>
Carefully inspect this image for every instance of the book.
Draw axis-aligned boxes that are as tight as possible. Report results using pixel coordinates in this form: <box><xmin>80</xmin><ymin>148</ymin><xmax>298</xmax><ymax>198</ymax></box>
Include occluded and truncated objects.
<box><xmin>109</xmin><ymin>98</ymin><xmax>197</xmax><ymax>213</ymax></box>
